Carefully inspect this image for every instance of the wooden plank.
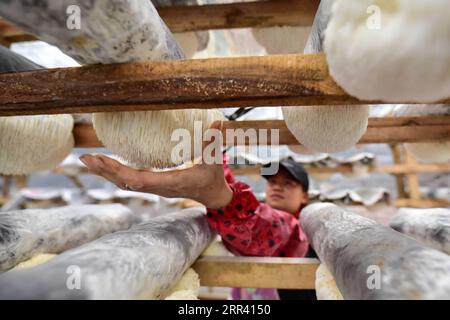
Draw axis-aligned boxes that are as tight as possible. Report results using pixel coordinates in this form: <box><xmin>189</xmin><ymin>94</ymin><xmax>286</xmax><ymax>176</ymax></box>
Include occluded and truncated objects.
<box><xmin>382</xmin><ymin>163</ymin><xmax>450</xmax><ymax>174</ymax></box>
<box><xmin>222</xmin><ymin>118</ymin><xmax>450</xmax><ymax>145</ymax></box>
<box><xmin>232</xmin><ymin>166</ymin><xmax>351</xmax><ymax>176</ymax></box>
<box><xmin>360</xmin><ymin>125</ymin><xmax>449</xmax><ymax>144</ymax></box>
<box><xmin>158</xmin><ymin>0</ymin><xmax>319</xmax><ymax>32</ymax></box>
<box><xmin>231</xmin><ymin>163</ymin><xmax>450</xmax><ymax>176</ymax></box>
<box><xmin>54</xmin><ymin>160</ymin><xmax>449</xmax><ymax>176</ymax></box>
<box><xmin>193</xmin><ymin>256</ymin><xmax>319</xmax><ymax>289</ymax></box>
<box><xmin>2</xmin><ymin>53</ymin><xmax>450</xmax><ymax>116</ymax></box>
<box><xmin>0</xmin><ymin>54</ymin><xmax>361</xmax><ymax>116</ymax></box>
<box><xmin>1</xmin><ymin>175</ymin><xmax>11</xmax><ymax>197</ymax></box>
<box><xmin>71</xmin><ymin>116</ymin><xmax>450</xmax><ymax>148</ymax></box>
<box><xmin>368</xmin><ymin>116</ymin><xmax>450</xmax><ymax>127</ymax></box>
<box><xmin>395</xmin><ymin>199</ymin><xmax>450</xmax><ymax>208</ymax></box>
<box><xmin>2</xmin><ymin>54</ymin><xmax>450</xmax><ymax>116</ymax></box>
<box><xmin>0</xmin><ymin>0</ymin><xmax>318</xmax><ymax>42</ymax></box>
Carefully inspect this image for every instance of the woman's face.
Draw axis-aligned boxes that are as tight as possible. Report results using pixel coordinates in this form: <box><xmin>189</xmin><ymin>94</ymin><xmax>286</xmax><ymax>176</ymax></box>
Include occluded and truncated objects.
<box><xmin>265</xmin><ymin>168</ymin><xmax>308</xmax><ymax>215</ymax></box>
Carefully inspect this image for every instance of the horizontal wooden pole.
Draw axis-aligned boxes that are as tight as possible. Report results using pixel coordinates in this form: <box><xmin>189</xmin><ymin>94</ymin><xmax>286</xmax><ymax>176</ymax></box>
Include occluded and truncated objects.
<box><xmin>72</xmin><ymin>117</ymin><xmax>450</xmax><ymax>148</ymax></box>
<box><xmin>231</xmin><ymin>166</ymin><xmax>354</xmax><ymax>176</ymax></box>
<box><xmin>193</xmin><ymin>256</ymin><xmax>319</xmax><ymax>289</ymax></box>
<box><xmin>159</xmin><ymin>0</ymin><xmax>319</xmax><ymax>32</ymax></box>
<box><xmin>231</xmin><ymin>163</ymin><xmax>450</xmax><ymax>176</ymax></box>
<box><xmin>395</xmin><ymin>199</ymin><xmax>450</xmax><ymax>209</ymax></box>
<box><xmin>0</xmin><ymin>54</ymin><xmax>352</xmax><ymax>115</ymax></box>
<box><xmin>382</xmin><ymin>163</ymin><xmax>450</xmax><ymax>174</ymax></box>
<box><xmin>222</xmin><ymin>117</ymin><xmax>450</xmax><ymax>145</ymax></box>
<box><xmin>2</xmin><ymin>54</ymin><xmax>450</xmax><ymax>116</ymax></box>
<box><xmin>0</xmin><ymin>0</ymin><xmax>318</xmax><ymax>42</ymax></box>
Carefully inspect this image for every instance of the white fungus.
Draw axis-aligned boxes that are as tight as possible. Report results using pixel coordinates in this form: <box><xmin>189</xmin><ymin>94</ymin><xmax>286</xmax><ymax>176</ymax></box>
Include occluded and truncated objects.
<box><xmin>252</xmin><ymin>26</ymin><xmax>312</xmax><ymax>54</ymax></box>
<box><xmin>282</xmin><ymin>106</ymin><xmax>369</xmax><ymax>153</ymax></box>
<box><xmin>324</xmin><ymin>0</ymin><xmax>450</xmax><ymax>103</ymax></box>
<box><xmin>0</xmin><ymin>115</ymin><xmax>74</xmax><ymax>175</ymax></box>
<box><xmin>93</xmin><ymin>109</ymin><xmax>224</xmax><ymax>169</ymax></box>
<box><xmin>281</xmin><ymin>0</ymin><xmax>369</xmax><ymax>154</ymax></box>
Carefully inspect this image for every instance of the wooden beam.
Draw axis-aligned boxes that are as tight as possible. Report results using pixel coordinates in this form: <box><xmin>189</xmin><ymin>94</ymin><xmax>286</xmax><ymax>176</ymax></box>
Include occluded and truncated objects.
<box><xmin>231</xmin><ymin>166</ymin><xmax>353</xmax><ymax>176</ymax></box>
<box><xmin>231</xmin><ymin>163</ymin><xmax>450</xmax><ymax>176</ymax></box>
<box><xmin>0</xmin><ymin>54</ymin><xmax>350</xmax><ymax>116</ymax></box>
<box><xmin>72</xmin><ymin>117</ymin><xmax>450</xmax><ymax>148</ymax></box>
<box><xmin>395</xmin><ymin>198</ymin><xmax>450</xmax><ymax>208</ymax></box>
<box><xmin>0</xmin><ymin>0</ymin><xmax>318</xmax><ymax>42</ymax></box>
<box><xmin>193</xmin><ymin>256</ymin><xmax>319</xmax><ymax>289</ymax></box>
<box><xmin>222</xmin><ymin>118</ymin><xmax>450</xmax><ymax>145</ymax></box>
<box><xmin>382</xmin><ymin>163</ymin><xmax>450</xmax><ymax>175</ymax></box>
<box><xmin>158</xmin><ymin>0</ymin><xmax>319</xmax><ymax>32</ymax></box>
<box><xmin>2</xmin><ymin>54</ymin><xmax>450</xmax><ymax>116</ymax></box>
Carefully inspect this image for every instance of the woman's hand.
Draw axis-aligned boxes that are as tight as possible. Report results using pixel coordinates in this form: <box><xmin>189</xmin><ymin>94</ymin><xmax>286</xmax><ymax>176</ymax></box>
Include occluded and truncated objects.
<box><xmin>78</xmin><ymin>121</ymin><xmax>233</xmax><ymax>209</ymax></box>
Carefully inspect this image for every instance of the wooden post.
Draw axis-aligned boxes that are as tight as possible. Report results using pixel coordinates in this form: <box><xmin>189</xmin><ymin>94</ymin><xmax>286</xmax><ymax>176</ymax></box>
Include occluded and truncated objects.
<box><xmin>0</xmin><ymin>36</ymin><xmax>11</xmax><ymax>48</ymax></box>
<box><xmin>1</xmin><ymin>175</ymin><xmax>11</xmax><ymax>198</ymax></box>
<box><xmin>405</xmin><ymin>149</ymin><xmax>422</xmax><ymax>201</ymax></box>
<box><xmin>390</xmin><ymin>144</ymin><xmax>407</xmax><ymax>199</ymax></box>
<box><xmin>13</xmin><ymin>176</ymin><xmax>27</xmax><ymax>189</ymax></box>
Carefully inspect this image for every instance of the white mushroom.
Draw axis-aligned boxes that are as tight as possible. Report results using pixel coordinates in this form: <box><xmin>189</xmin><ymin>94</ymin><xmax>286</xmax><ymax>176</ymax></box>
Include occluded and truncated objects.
<box><xmin>282</xmin><ymin>0</ymin><xmax>369</xmax><ymax>153</ymax></box>
<box><xmin>0</xmin><ymin>46</ymin><xmax>74</xmax><ymax>175</ymax></box>
<box><xmin>252</xmin><ymin>26</ymin><xmax>312</xmax><ymax>55</ymax></box>
<box><xmin>0</xmin><ymin>115</ymin><xmax>74</xmax><ymax>175</ymax></box>
<box><xmin>93</xmin><ymin>109</ymin><xmax>224</xmax><ymax>168</ymax></box>
<box><xmin>324</xmin><ymin>0</ymin><xmax>450</xmax><ymax>102</ymax></box>
<box><xmin>283</xmin><ymin>105</ymin><xmax>369</xmax><ymax>153</ymax></box>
